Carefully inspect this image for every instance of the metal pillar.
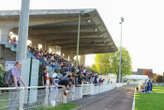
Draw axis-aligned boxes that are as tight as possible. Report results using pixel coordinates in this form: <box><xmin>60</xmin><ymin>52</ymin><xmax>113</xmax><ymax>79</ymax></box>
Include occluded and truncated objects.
<box><xmin>118</xmin><ymin>17</ymin><xmax>124</xmax><ymax>83</ymax></box>
<box><xmin>16</xmin><ymin>0</ymin><xmax>30</xmax><ymax>61</ymax></box>
<box><xmin>76</xmin><ymin>14</ymin><xmax>81</xmax><ymax>70</ymax></box>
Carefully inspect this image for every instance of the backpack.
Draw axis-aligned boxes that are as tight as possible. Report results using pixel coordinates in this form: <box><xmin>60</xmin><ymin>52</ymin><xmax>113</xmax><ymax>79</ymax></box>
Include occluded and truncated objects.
<box><xmin>4</xmin><ymin>70</ymin><xmax>14</xmax><ymax>86</ymax></box>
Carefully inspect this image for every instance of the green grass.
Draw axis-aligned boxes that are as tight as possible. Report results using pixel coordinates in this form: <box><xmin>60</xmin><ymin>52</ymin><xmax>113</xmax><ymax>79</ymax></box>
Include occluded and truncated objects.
<box><xmin>0</xmin><ymin>93</ymin><xmax>9</xmax><ymax>110</ymax></box>
<box><xmin>135</xmin><ymin>86</ymin><xmax>164</xmax><ymax>110</ymax></box>
<box><xmin>0</xmin><ymin>93</ymin><xmax>78</xmax><ymax>110</ymax></box>
<box><xmin>32</xmin><ymin>103</ymin><xmax>78</xmax><ymax>110</ymax></box>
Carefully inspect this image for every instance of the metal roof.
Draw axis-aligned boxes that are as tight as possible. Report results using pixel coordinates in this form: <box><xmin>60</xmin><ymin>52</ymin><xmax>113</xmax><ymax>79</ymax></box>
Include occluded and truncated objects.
<box><xmin>123</xmin><ymin>75</ymin><xmax>149</xmax><ymax>80</ymax></box>
<box><xmin>0</xmin><ymin>9</ymin><xmax>117</xmax><ymax>55</ymax></box>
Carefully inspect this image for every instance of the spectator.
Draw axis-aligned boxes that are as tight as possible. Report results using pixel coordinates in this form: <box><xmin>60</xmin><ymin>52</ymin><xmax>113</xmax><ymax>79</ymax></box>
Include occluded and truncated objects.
<box><xmin>42</xmin><ymin>68</ymin><xmax>49</xmax><ymax>86</ymax></box>
<box><xmin>12</xmin><ymin>61</ymin><xmax>26</xmax><ymax>88</ymax></box>
<box><xmin>74</xmin><ymin>73</ymin><xmax>78</xmax><ymax>87</ymax></box>
<box><xmin>85</xmin><ymin>73</ymin><xmax>89</xmax><ymax>83</ymax></box>
<box><xmin>8</xmin><ymin>61</ymin><xmax>26</xmax><ymax>110</ymax></box>
<box><xmin>148</xmin><ymin>80</ymin><xmax>153</xmax><ymax>93</ymax></box>
<box><xmin>77</xmin><ymin>74</ymin><xmax>83</xmax><ymax>85</ymax></box>
<box><xmin>26</xmin><ymin>46</ymin><xmax>101</xmax><ymax>87</ymax></box>
<box><xmin>52</xmin><ymin>70</ymin><xmax>60</xmax><ymax>86</ymax></box>
<box><xmin>93</xmin><ymin>75</ymin><xmax>98</xmax><ymax>84</ymax></box>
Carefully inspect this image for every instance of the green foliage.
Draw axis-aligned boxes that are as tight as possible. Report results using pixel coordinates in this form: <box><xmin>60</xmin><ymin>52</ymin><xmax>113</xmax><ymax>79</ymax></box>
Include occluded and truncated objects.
<box><xmin>91</xmin><ymin>47</ymin><xmax>132</xmax><ymax>76</ymax></box>
<box><xmin>0</xmin><ymin>64</ymin><xmax>4</xmax><ymax>72</ymax></box>
<box><xmin>0</xmin><ymin>64</ymin><xmax>5</xmax><ymax>87</ymax></box>
<box><xmin>153</xmin><ymin>75</ymin><xmax>164</xmax><ymax>83</ymax></box>
<box><xmin>0</xmin><ymin>94</ymin><xmax>9</xmax><ymax>108</ymax></box>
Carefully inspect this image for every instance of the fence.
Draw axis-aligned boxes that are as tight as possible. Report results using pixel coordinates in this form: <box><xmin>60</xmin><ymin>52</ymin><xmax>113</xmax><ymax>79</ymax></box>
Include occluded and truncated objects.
<box><xmin>0</xmin><ymin>83</ymin><xmax>126</xmax><ymax>110</ymax></box>
<box><xmin>153</xmin><ymin>83</ymin><xmax>164</xmax><ymax>86</ymax></box>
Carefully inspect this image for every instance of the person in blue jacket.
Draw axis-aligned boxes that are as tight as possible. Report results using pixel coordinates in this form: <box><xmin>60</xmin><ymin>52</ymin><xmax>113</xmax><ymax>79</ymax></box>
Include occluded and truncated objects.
<box><xmin>148</xmin><ymin>80</ymin><xmax>152</xmax><ymax>93</ymax></box>
<box><xmin>144</xmin><ymin>80</ymin><xmax>148</xmax><ymax>93</ymax></box>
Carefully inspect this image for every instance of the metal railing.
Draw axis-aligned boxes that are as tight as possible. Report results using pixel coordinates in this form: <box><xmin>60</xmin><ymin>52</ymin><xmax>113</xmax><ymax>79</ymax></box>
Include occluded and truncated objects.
<box><xmin>0</xmin><ymin>83</ymin><xmax>126</xmax><ymax>110</ymax></box>
<box><xmin>153</xmin><ymin>83</ymin><xmax>164</xmax><ymax>86</ymax></box>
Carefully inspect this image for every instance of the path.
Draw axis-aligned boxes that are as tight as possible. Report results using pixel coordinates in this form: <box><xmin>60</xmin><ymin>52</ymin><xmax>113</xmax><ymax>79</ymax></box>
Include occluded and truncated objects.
<box><xmin>74</xmin><ymin>86</ymin><xmax>134</xmax><ymax>110</ymax></box>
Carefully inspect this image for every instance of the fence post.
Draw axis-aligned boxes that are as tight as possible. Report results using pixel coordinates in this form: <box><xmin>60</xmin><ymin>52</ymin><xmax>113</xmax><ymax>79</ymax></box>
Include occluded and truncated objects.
<box><xmin>90</xmin><ymin>84</ymin><xmax>94</xmax><ymax>95</ymax></box>
<box><xmin>49</xmin><ymin>86</ymin><xmax>56</xmax><ymax>106</ymax></box>
<box><xmin>71</xmin><ymin>86</ymin><xmax>75</xmax><ymax>101</ymax></box>
<box><xmin>19</xmin><ymin>88</ymin><xmax>25</xmax><ymax>110</ymax></box>
<box><xmin>79</xmin><ymin>86</ymin><xmax>83</xmax><ymax>99</ymax></box>
<box><xmin>44</xmin><ymin>86</ymin><xmax>49</xmax><ymax>107</ymax></box>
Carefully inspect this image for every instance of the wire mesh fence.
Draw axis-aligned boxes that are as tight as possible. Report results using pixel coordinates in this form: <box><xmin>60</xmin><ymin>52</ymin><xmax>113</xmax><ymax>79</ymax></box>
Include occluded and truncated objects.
<box><xmin>0</xmin><ymin>83</ymin><xmax>126</xmax><ymax>110</ymax></box>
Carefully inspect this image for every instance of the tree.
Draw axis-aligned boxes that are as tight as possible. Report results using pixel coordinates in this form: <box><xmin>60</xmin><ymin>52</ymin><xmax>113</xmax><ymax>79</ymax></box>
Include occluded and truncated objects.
<box><xmin>0</xmin><ymin>64</ymin><xmax>5</xmax><ymax>87</ymax></box>
<box><xmin>154</xmin><ymin>75</ymin><xmax>163</xmax><ymax>83</ymax></box>
<box><xmin>90</xmin><ymin>47</ymin><xmax>132</xmax><ymax>77</ymax></box>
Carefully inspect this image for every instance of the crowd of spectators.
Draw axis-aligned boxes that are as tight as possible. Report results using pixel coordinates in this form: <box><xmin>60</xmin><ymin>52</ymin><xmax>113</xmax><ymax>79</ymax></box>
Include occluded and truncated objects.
<box><xmin>8</xmin><ymin>36</ymin><xmax>17</xmax><ymax>48</ymax></box>
<box><xmin>5</xmin><ymin>38</ymin><xmax>106</xmax><ymax>102</ymax></box>
<box><xmin>27</xmin><ymin>46</ymin><xmax>105</xmax><ymax>88</ymax></box>
<box><xmin>137</xmin><ymin>80</ymin><xmax>153</xmax><ymax>93</ymax></box>
<box><xmin>6</xmin><ymin>37</ymin><xmax>106</xmax><ymax>88</ymax></box>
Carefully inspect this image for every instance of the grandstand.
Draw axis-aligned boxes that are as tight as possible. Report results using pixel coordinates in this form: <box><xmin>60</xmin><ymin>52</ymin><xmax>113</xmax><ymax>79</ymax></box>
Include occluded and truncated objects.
<box><xmin>0</xmin><ymin>9</ymin><xmax>117</xmax><ymax>65</ymax></box>
<box><xmin>0</xmin><ymin>9</ymin><xmax>120</xmax><ymax>110</ymax></box>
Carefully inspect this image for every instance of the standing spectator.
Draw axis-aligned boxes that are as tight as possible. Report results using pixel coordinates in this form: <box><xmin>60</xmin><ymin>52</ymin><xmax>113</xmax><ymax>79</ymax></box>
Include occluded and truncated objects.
<box><xmin>52</xmin><ymin>70</ymin><xmax>59</xmax><ymax>86</ymax></box>
<box><xmin>93</xmin><ymin>75</ymin><xmax>98</xmax><ymax>84</ymax></box>
<box><xmin>74</xmin><ymin>73</ymin><xmax>78</xmax><ymax>87</ymax></box>
<box><xmin>43</xmin><ymin>68</ymin><xmax>49</xmax><ymax>86</ymax></box>
<box><xmin>10</xmin><ymin>37</ymin><xmax>17</xmax><ymax>48</ymax></box>
<box><xmin>85</xmin><ymin>73</ymin><xmax>89</xmax><ymax>83</ymax></box>
<box><xmin>54</xmin><ymin>60</ymin><xmax>58</xmax><ymax>71</ymax></box>
<box><xmin>8</xmin><ymin>61</ymin><xmax>26</xmax><ymax>110</ymax></box>
<box><xmin>78</xmin><ymin>74</ymin><xmax>82</xmax><ymax>85</ymax></box>
<box><xmin>107</xmin><ymin>79</ymin><xmax>110</xmax><ymax>84</ymax></box>
<box><xmin>50</xmin><ymin>70</ymin><xmax>59</xmax><ymax>106</ymax></box>
<box><xmin>148</xmin><ymin>80</ymin><xmax>153</xmax><ymax>93</ymax></box>
<box><xmin>12</xmin><ymin>61</ymin><xmax>26</xmax><ymax>88</ymax></box>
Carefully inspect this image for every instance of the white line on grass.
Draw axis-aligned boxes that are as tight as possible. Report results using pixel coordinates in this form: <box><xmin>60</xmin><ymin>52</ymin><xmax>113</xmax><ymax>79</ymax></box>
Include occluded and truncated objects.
<box><xmin>132</xmin><ymin>88</ymin><xmax>136</xmax><ymax>110</ymax></box>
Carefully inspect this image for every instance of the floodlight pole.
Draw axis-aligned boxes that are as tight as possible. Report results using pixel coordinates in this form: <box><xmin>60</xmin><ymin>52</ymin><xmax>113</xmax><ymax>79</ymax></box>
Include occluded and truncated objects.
<box><xmin>16</xmin><ymin>0</ymin><xmax>30</xmax><ymax>61</ymax></box>
<box><xmin>118</xmin><ymin>17</ymin><xmax>124</xmax><ymax>83</ymax></box>
<box><xmin>76</xmin><ymin>13</ymin><xmax>81</xmax><ymax>70</ymax></box>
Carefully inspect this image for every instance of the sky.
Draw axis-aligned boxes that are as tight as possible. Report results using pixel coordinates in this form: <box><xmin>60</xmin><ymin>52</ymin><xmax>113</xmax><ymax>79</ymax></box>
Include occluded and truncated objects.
<box><xmin>1</xmin><ymin>0</ymin><xmax>164</xmax><ymax>74</ymax></box>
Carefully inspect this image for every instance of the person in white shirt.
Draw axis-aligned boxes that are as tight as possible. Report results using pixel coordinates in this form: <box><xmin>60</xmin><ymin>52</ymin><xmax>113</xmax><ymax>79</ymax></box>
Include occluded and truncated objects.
<box><xmin>50</xmin><ymin>70</ymin><xmax>60</xmax><ymax>106</ymax></box>
<box><xmin>52</xmin><ymin>70</ymin><xmax>59</xmax><ymax>86</ymax></box>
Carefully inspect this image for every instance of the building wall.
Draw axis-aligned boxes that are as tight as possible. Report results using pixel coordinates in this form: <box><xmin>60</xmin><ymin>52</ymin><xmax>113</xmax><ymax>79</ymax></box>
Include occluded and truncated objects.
<box><xmin>143</xmin><ymin>69</ymin><xmax>153</xmax><ymax>79</ymax></box>
<box><xmin>0</xmin><ymin>45</ymin><xmax>16</xmax><ymax>65</ymax></box>
<box><xmin>133</xmin><ymin>68</ymin><xmax>153</xmax><ymax>79</ymax></box>
<box><xmin>79</xmin><ymin>55</ymin><xmax>85</xmax><ymax>66</ymax></box>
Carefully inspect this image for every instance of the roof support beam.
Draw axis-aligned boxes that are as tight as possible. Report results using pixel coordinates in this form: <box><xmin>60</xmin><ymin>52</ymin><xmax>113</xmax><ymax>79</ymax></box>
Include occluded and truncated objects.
<box><xmin>46</xmin><ymin>37</ymin><xmax>109</xmax><ymax>44</ymax></box>
<box><xmin>62</xmin><ymin>45</ymin><xmax>112</xmax><ymax>50</ymax></box>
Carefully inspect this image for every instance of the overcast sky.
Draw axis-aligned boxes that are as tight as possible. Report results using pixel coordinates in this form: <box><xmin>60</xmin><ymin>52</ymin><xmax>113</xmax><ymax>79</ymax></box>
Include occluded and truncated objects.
<box><xmin>1</xmin><ymin>0</ymin><xmax>164</xmax><ymax>74</ymax></box>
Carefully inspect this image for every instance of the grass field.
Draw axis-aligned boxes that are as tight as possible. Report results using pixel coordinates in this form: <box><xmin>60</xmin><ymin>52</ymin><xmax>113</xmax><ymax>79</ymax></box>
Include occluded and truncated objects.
<box><xmin>135</xmin><ymin>86</ymin><xmax>164</xmax><ymax>110</ymax></box>
<box><xmin>0</xmin><ymin>92</ymin><xmax>78</xmax><ymax>110</ymax></box>
<box><xmin>0</xmin><ymin>93</ymin><xmax>9</xmax><ymax>110</ymax></box>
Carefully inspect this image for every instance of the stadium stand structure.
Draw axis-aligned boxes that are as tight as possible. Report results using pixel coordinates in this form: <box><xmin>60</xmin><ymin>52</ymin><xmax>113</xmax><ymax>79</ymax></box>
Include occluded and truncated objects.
<box><xmin>0</xmin><ymin>9</ymin><xmax>117</xmax><ymax>65</ymax></box>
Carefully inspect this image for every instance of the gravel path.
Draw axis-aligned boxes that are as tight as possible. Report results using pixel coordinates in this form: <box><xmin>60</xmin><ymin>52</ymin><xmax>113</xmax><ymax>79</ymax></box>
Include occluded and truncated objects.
<box><xmin>74</xmin><ymin>86</ymin><xmax>134</xmax><ymax>110</ymax></box>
